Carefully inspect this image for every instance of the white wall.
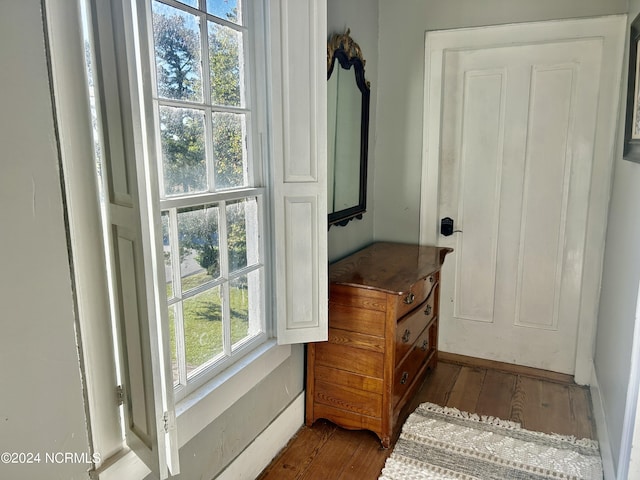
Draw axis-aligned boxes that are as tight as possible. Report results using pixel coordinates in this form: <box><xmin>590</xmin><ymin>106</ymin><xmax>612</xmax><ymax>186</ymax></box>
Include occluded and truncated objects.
<box><xmin>0</xmin><ymin>1</ymin><xmax>91</xmax><ymax>479</ymax></box>
<box><xmin>375</xmin><ymin>0</ymin><xmax>627</xmax><ymax>244</ymax></box>
<box><xmin>168</xmin><ymin>346</ymin><xmax>303</xmax><ymax>479</ymax></box>
<box><xmin>327</xmin><ymin>0</ymin><xmax>378</xmax><ymax>262</ymax></box>
<box><xmin>594</xmin><ymin>159</ymin><xmax>640</xmax><ymax>477</ymax></box>
<box><xmin>595</xmin><ymin>3</ymin><xmax>640</xmax><ymax>476</ymax></box>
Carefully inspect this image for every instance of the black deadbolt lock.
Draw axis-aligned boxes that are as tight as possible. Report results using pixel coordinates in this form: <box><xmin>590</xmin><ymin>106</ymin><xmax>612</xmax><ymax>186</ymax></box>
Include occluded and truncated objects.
<box><xmin>441</xmin><ymin>217</ymin><xmax>454</xmax><ymax>237</ymax></box>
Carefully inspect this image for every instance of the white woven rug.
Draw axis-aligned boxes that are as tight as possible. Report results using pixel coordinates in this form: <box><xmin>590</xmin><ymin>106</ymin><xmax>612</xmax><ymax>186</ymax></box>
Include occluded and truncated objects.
<box><xmin>379</xmin><ymin>402</ymin><xmax>602</xmax><ymax>480</ymax></box>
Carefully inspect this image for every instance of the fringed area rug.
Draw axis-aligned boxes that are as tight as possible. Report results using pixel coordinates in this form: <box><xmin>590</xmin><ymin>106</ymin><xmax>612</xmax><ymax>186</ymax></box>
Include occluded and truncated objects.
<box><xmin>379</xmin><ymin>402</ymin><xmax>602</xmax><ymax>480</ymax></box>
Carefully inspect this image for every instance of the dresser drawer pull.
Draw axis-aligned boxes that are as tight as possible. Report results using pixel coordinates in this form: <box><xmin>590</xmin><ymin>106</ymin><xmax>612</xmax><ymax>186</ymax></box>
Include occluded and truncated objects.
<box><xmin>400</xmin><ymin>372</ymin><xmax>409</xmax><ymax>384</ymax></box>
<box><xmin>421</xmin><ymin>339</ymin><xmax>429</xmax><ymax>351</ymax></box>
<box><xmin>429</xmin><ymin>275</ymin><xmax>434</xmax><ymax>283</ymax></box>
<box><xmin>402</xmin><ymin>329</ymin><xmax>411</xmax><ymax>343</ymax></box>
<box><xmin>403</xmin><ymin>292</ymin><xmax>415</xmax><ymax>305</ymax></box>
<box><xmin>424</xmin><ymin>304</ymin><xmax>432</xmax><ymax>316</ymax></box>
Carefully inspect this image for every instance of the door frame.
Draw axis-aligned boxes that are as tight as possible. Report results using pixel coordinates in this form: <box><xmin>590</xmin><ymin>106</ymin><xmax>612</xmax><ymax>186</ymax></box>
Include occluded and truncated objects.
<box><xmin>419</xmin><ymin>15</ymin><xmax>626</xmax><ymax>385</ymax></box>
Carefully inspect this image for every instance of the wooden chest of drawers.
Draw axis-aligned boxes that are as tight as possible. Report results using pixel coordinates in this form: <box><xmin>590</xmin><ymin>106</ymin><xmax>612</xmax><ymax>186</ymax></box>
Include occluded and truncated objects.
<box><xmin>305</xmin><ymin>242</ymin><xmax>451</xmax><ymax>447</ymax></box>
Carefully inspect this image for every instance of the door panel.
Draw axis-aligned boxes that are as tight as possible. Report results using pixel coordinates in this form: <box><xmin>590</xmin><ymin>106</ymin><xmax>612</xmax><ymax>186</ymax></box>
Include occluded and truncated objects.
<box><xmin>437</xmin><ymin>39</ymin><xmax>602</xmax><ymax>374</ymax></box>
<box><xmin>516</xmin><ymin>65</ymin><xmax>575</xmax><ymax>330</ymax></box>
<box><xmin>455</xmin><ymin>71</ymin><xmax>504</xmax><ymax>324</ymax></box>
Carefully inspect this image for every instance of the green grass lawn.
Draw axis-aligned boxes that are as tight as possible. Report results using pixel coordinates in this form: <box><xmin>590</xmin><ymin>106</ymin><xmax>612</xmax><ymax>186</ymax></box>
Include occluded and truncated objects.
<box><xmin>167</xmin><ymin>271</ymin><xmax>253</xmax><ymax>371</ymax></box>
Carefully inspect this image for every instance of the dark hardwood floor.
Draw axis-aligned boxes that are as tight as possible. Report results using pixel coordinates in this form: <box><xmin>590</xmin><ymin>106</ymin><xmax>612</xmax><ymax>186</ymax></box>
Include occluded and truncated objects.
<box><xmin>257</xmin><ymin>353</ymin><xmax>596</xmax><ymax>480</ymax></box>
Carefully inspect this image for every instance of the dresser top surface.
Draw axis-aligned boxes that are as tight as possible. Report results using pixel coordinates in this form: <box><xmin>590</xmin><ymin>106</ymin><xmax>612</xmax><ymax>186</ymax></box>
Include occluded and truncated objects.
<box><xmin>329</xmin><ymin>242</ymin><xmax>452</xmax><ymax>295</ymax></box>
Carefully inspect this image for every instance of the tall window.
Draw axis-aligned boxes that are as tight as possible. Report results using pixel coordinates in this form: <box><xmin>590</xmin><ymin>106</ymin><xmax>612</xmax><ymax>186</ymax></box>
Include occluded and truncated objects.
<box><xmin>57</xmin><ymin>0</ymin><xmax>327</xmax><ymax>476</ymax></box>
<box><xmin>150</xmin><ymin>0</ymin><xmax>266</xmax><ymax>398</ymax></box>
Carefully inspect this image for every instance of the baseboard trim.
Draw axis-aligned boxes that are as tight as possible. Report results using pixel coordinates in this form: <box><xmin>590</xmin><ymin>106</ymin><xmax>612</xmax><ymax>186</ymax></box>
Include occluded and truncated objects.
<box><xmin>216</xmin><ymin>392</ymin><xmax>304</xmax><ymax>480</ymax></box>
<box><xmin>591</xmin><ymin>363</ymin><xmax>616</xmax><ymax>480</ymax></box>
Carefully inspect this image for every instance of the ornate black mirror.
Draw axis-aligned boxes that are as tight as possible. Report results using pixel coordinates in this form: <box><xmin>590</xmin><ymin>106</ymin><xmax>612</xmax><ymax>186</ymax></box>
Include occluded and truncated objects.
<box><xmin>327</xmin><ymin>30</ymin><xmax>370</xmax><ymax>227</ymax></box>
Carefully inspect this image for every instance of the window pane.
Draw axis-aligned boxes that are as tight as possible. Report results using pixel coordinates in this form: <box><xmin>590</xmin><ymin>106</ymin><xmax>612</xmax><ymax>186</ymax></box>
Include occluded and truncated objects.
<box><xmin>231</xmin><ymin>271</ymin><xmax>262</xmax><ymax>350</ymax></box>
<box><xmin>162</xmin><ymin>211</ymin><xmax>174</xmax><ymax>299</ymax></box>
<box><xmin>206</xmin><ymin>0</ymin><xmax>242</xmax><ymax>26</ymax></box>
<box><xmin>183</xmin><ymin>286</ymin><xmax>223</xmax><ymax>375</ymax></box>
<box><xmin>208</xmin><ymin>22</ymin><xmax>245</xmax><ymax>107</ymax></box>
<box><xmin>159</xmin><ymin>106</ymin><xmax>207</xmax><ymax>196</ymax></box>
<box><xmin>227</xmin><ymin>198</ymin><xmax>258</xmax><ymax>272</ymax></box>
<box><xmin>152</xmin><ymin>1</ymin><xmax>202</xmax><ymax>102</ymax></box>
<box><xmin>177</xmin><ymin>205</ymin><xmax>220</xmax><ymax>292</ymax></box>
<box><xmin>213</xmin><ymin>112</ymin><xmax>247</xmax><ymax>189</ymax></box>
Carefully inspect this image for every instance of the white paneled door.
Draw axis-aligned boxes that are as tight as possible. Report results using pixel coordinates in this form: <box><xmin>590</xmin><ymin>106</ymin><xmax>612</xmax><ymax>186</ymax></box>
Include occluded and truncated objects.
<box><xmin>421</xmin><ymin>17</ymin><xmax>625</xmax><ymax>377</ymax></box>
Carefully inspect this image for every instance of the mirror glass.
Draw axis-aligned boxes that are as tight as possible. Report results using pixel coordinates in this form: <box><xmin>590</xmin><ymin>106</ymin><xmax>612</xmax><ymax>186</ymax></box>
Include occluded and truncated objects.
<box><xmin>327</xmin><ymin>31</ymin><xmax>370</xmax><ymax>227</ymax></box>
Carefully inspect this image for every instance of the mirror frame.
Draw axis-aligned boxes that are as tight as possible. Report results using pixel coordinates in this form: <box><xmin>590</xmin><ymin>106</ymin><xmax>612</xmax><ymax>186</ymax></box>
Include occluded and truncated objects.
<box><xmin>327</xmin><ymin>30</ymin><xmax>370</xmax><ymax>227</ymax></box>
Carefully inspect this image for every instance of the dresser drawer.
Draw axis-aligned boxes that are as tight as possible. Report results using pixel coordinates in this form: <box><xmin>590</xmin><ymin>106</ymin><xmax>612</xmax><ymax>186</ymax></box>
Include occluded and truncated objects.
<box><xmin>314</xmin><ymin>379</ymin><xmax>383</xmax><ymax>418</ymax></box>
<box><xmin>392</xmin><ymin>326</ymin><xmax>433</xmax><ymax>408</ymax></box>
<box><xmin>396</xmin><ymin>301</ymin><xmax>428</xmax><ymax>365</ymax></box>
<box><xmin>394</xmin><ymin>273</ymin><xmax>438</xmax><ymax>319</ymax></box>
<box><xmin>329</xmin><ymin>303</ymin><xmax>386</xmax><ymax>337</ymax></box>
<box><xmin>315</xmin><ymin>342</ymin><xmax>384</xmax><ymax>378</ymax></box>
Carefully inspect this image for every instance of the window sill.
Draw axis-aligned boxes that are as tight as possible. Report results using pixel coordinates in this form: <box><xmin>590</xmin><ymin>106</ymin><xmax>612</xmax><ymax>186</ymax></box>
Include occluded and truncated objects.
<box><xmin>95</xmin><ymin>449</ymin><xmax>150</xmax><ymax>480</ymax></box>
<box><xmin>175</xmin><ymin>339</ymin><xmax>291</xmax><ymax>447</ymax></box>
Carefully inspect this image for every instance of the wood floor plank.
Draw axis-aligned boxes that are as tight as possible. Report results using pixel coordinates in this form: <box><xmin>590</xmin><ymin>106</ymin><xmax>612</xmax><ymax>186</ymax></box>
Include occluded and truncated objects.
<box><xmin>513</xmin><ymin>376</ymin><xmax>576</xmax><ymax>437</ymax></box>
<box><xmin>475</xmin><ymin>369</ymin><xmax>517</xmax><ymax>420</ymax></box>
<box><xmin>337</xmin><ymin>430</ymin><xmax>390</xmax><ymax>480</ymax></box>
<box><xmin>446</xmin><ymin>366</ymin><xmax>485</xmax><ymax>413</ymax></box>
<box><xmin>510</xmin><ymin>375</ymin><xmax>528</xmax><ymax>426</ymax></box>
<box><xmin>539</xmin><ymin>380</ymin><xmax>573</xmax><ymax>437</ymax></box>
<box><xmin>413</xmin><ymin>361</ymin><xmax>460</xmax><ymax>407</ymax></box>
<box><xmin>257</xmin><ymin>421</ymin><xmax>337</xmax><ymax>480</ymax></box>
<box><xmin>569</xmin><ymin>385</ymin><xmax>596</xmax><ymax>440</ymax></box>
<box><xmin>300</xmin><ymin>427</ymin><xmax>365</xmax><ymax>480</ymax></box>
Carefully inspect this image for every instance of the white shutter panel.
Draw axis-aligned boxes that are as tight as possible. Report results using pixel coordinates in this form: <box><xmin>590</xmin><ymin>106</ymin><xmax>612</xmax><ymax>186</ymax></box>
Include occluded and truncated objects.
<box><xmin>92</xmin><ymin>0</ymin><xmax>179</xmax><ymax>477</ymax></box>
<box><xmin>269</xmin><ymin>0</ymin><xmax>328</xmax><ymax>344</ymax></box>
<box><xmin>43</xmin><ymin>0</ymin><xmax>123</xmax><ymax>466</ymax></box>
